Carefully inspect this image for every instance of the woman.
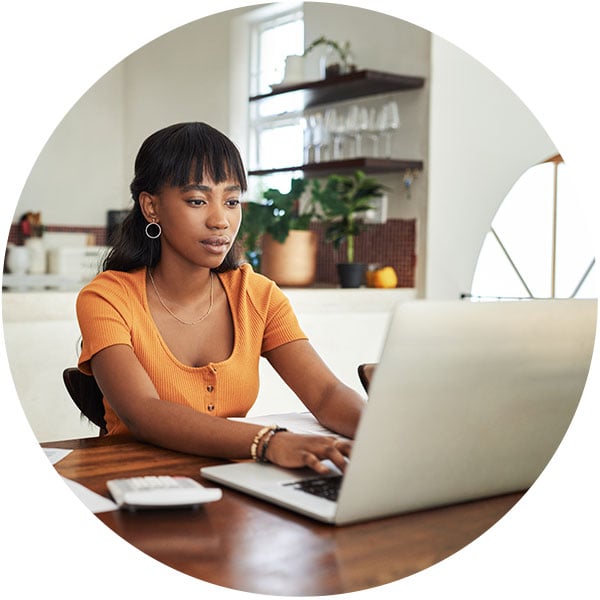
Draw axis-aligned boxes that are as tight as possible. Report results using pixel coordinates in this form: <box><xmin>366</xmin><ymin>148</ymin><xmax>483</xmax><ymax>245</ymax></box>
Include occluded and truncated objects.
<box><xmin>77</xmin><ymin>122</ymin><xmax>365</xmax><ymax>475</ymax></box>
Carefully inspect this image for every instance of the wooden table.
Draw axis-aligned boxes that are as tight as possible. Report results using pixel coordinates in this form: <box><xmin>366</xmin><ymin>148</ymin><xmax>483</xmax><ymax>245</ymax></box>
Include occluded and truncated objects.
<box><xmin>45</xmin><ymin>434</ymin><xmax>523</xmax><ymax>596</ymax></box>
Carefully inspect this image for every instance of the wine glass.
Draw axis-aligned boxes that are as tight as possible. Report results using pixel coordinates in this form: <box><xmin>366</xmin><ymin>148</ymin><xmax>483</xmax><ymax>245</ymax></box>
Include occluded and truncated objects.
<box><xmin>329</xmin><ymin>108</ymin><xmax>347</xmax><ymax>160</ymax></box>
<box><xmin>308</xmin><ymin>112</ymin><xmax>324</xmax><ymax>162</ymax></box>
<box><xmin>362</xmin><ymin>106</ymin><xmax>380</xmax><ymax>157</ymax></box>
<box><xmin>322</xmin><ymin>108</ymin><xmax>339</xmax><ymax>162</ymax></box>
<box><xmin>354</xmin><ymin>106</ymin><xmax>371</xmax><ymax>157</ymax></box>
<box><xmin>380</xmin><ymin>101</ymin><xmax>401</xmax><ymax>158</ymax></box>
<box><xmin>301</xmin><ymin>116</ymin><xmax>313</xmax><ymax>164</ymax></box>
<box><xmin>347</xmin><ymin>105</ymin><xmax>371</xmax><ymax>157</ymax></box>
<box><xmin>345</xmin><ymin>104</ymin><xmax>360</xmax><ymax>158</ymax></box>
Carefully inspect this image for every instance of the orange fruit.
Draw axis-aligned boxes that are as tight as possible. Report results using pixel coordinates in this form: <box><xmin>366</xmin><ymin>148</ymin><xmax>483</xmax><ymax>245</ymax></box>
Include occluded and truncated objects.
<box><xmin>371</xmin><ymin>266</ymin><xmax>398</xmax><ymax>288</ymax></box>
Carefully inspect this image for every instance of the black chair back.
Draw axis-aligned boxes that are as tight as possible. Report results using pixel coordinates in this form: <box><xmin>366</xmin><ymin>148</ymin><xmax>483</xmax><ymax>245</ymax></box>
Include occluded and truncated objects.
<box><xmin>62</xmin><ymin>368</ymin><xmax>107</xmax><ymax>435</ymax></box>
<box><xmin>357</xmin><ymin>363</ymin><xmax>377</xmax><ymax>394</ymax></box>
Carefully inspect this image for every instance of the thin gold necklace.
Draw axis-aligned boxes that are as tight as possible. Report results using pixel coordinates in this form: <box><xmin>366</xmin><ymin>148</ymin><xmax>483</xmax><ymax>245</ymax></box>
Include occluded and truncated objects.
<box><xmin>148</xmin><ymin>268</ymin><xmax>214</xmax><ymax>326</ymax></box>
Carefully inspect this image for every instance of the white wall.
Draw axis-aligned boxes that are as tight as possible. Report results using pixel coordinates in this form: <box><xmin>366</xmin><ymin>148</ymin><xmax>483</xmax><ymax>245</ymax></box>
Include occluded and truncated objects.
<box><xmin>120</xmin><ymin>9</ymin><xmax>248</xmax><ymax>182</ymax></box>
<box><xmin>14</xmin><ymin>8</ymin><xmax>247</xmax><ymax>227</ymax></box>
<box><xmin>16</xmin><ymin>64</ymin><xmax>127</xmax><ymax>225</ymax></box>
<box><xmin>426</xmin><ymin>35</ymin><xmax>556</xmax><ymax>300</ymax></box>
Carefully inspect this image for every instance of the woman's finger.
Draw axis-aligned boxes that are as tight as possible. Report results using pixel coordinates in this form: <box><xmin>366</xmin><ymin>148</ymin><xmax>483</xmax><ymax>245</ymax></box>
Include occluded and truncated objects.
<box><xmin>302</xmin><ymin>451</ymin><xmax>332</xmax><ymax>474</ymax></box>
<box><xmin>322</xmin><ymin>444</ymin><xmax>349</xmax><ymax>473</ymax></box>
<box><xmin>333</xmin><ymin>439</ymin><xmax>353</xmax><ymax>457</ymax></box>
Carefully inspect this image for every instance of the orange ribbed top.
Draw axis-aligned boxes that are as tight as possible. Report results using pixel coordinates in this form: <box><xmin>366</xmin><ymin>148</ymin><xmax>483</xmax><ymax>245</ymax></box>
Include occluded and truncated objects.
<box><xmin>76</xmin><ymin>264</ymin><xmax>307</xmax><ymax>434</ymax></box>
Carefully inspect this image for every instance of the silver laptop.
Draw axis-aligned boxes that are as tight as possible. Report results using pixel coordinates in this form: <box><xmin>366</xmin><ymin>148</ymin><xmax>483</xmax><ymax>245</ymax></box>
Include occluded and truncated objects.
<box><xmin>201</xmin><ymin>299</ymin><xmax>597</xmax><ymax>525</ymax></box>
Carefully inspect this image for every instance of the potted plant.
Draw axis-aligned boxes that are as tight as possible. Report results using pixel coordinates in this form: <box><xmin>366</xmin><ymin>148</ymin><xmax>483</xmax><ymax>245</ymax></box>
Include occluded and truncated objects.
<box><xmin>310</xmin><ymin>170</ymin><xmax>386</xmax><ymax>288</ymax></box>
<box><xmin>239</xmin><ymin>178</ymin><xmax>320</xmax><ymax>286</ymax></box>
<box><xmin>304</xmin><ymin>36</ymin><xmax>356</xmax><ymax>79</ymax></box>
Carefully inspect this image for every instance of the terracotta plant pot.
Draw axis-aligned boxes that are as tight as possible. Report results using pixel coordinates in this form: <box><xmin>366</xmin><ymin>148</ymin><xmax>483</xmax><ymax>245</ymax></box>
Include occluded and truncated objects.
<box><xmin>261</xmin><ymin>230</ymin><xmax>318</xmax><ymax>287</ymax></box>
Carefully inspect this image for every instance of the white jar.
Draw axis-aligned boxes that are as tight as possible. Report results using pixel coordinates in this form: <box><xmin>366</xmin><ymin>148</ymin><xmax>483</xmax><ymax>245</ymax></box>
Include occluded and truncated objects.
<box><xmin>6</xmin><ymin>244</ymin><xmax>30</xmax><ymax>275</ymax></box>
<box><xmin>25</xmin><ymin>237</ymin><xmax>46</xmax><ymax>274</ymax></box>
<box><xmin>282</xmin><ymin>54</ymin><xmax>304</xmax><ymax>85</ymax></box>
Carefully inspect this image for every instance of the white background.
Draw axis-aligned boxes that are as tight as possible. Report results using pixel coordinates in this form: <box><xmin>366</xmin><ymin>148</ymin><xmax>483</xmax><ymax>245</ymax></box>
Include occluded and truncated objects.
<box><xmin>1</xmin><ymin>1</ymin><xmax>598</xmax><ymax>599</ymax></box>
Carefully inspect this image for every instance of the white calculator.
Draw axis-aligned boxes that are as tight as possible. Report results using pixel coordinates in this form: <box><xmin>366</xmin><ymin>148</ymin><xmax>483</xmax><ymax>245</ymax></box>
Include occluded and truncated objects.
<box><xmin>107</xmin><ymin>475</ymin><xmax>222</xmax><ymax>510</ymax></box>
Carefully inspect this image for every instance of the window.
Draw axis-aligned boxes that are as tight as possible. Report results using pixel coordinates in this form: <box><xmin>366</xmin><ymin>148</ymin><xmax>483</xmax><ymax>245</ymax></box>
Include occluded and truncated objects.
<box><xmin>252</xmin><ymin>13</ymin><xmax>304</xmax><ymax>97</ymax></box>
<box><xmin>247</xmin><ymin>8</ymin><xmax>305</xmax><ymax>196</ymax></box>
<box><xmin>471</xmin><ymin>155</ymin><xmax>596</xmax><ymax>299</ymax></box>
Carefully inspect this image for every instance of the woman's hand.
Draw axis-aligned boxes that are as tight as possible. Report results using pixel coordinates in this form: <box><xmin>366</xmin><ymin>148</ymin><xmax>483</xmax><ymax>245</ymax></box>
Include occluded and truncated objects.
<box><xmin>264</xmin><ymin>431</ymin><xmax>353</xmax><ymax>474</ymax></box>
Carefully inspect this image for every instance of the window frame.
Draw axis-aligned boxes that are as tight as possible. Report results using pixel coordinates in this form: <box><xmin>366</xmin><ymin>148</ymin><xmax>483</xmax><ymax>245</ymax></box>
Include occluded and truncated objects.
<box><xmin>470</xmin><ymin>154</ymin><xmax>596</xmax><ymax>300</ymax></box>
<box><xmin>245</xmin><ymin>6</ymin><xmax>305</xmax><ymax>175</ymax></box>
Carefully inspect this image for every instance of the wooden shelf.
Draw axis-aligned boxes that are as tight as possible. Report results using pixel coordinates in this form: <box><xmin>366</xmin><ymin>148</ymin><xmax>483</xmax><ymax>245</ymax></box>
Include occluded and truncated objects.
<box><xmin>248</xmin><ymin>157</ymin><xmax>423</xmax><ymax>177</ymax></box>
<box><xmin>250</xmin><ymin>69</ymin><xmax>425</xmax><ymax>109</ymax></box>
<box><xmin>248</xmin><ymin>70</ymin><xmax>425</xmax><ymax>179</ymax></box>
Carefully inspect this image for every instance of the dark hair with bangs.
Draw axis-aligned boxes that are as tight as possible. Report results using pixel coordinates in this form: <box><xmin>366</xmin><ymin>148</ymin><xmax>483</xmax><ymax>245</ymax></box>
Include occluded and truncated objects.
<box><xmin>103</xmin><ymin>122</ymin><xmax>247</xmax><ymax>273</ymax></box>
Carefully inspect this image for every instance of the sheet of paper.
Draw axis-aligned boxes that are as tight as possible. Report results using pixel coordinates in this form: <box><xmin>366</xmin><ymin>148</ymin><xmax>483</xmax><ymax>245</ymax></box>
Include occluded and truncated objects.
<box><xmin>231</xmin><ymin>411</ymin><xmax>348</xmax><ymax>439</ymax></box>
<box><xmin>44</xmin><ymin>448</ymin><xmax>117</xmax><ymax>513</ymax></box>
<box><xmin>44</xmin><ymin>447</ymin><xmax>73</xmax><ymax>465</ymax></box>
<box><xmin>62</xmin><ymin>477</ymin><xmax>118</xmax><ymax>513</ymax></box>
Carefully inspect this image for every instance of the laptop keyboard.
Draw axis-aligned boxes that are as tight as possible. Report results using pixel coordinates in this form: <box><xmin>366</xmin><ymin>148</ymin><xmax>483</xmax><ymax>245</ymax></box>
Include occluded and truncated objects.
<box><xmin>287</xmin><ymin>475</ymin><xmax>343</xmax><ymax>502</ymax></box>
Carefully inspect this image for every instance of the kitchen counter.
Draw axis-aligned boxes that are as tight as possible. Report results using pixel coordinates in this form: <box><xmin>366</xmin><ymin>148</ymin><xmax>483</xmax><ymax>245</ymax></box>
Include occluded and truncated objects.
<box><xmin>2</xmin><ymin>273</ymin><xmax>86</xmax><ymax>293</ymax></box>
<box><xmin>2</xmin><ymin>285</ymin><xmax>416</xmax><ymax>321</ymax></box>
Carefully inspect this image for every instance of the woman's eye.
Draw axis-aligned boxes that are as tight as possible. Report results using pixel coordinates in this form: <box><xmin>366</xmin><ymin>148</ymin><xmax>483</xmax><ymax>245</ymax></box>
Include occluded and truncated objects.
<box><xmin>187</xmin><ymin>198</ymin><xmax>206</xmax><ymax>206</ymax></box>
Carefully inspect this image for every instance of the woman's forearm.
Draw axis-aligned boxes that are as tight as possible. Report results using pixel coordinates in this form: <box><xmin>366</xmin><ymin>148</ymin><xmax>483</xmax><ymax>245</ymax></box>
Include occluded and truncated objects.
<box><xmin>313</xmin><ymin>381</ymin><xmax>366</xmax><ymax>439</ymax></box>
<box><xmin>122</xmin><ymin>395</ymin><xmax>261</xmax><ymax>458</ymax></box>
<box><xmin>91</xmin><ymin>345</ymin><xmax>264</xmax><ymax>458</ymax></box>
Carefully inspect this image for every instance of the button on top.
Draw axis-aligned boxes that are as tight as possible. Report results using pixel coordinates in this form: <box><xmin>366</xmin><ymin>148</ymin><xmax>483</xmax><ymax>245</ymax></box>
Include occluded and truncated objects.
<box><xmin>204</xmin><ymin>367</ymin><xmax>217</xmax><ymax>412</ymax></box>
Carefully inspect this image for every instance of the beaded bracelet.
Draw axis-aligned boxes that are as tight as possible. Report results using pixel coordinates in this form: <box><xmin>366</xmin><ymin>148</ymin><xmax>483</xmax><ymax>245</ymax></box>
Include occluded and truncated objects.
<box><xmin>258</xmin><ymin>427</ymin><xmax>288</xmax><ymax>463</ymax></box>
<box><xmin>250</xmin><ymin>425</ymin><xmax>276</xmax><ymax>461</ymax></box>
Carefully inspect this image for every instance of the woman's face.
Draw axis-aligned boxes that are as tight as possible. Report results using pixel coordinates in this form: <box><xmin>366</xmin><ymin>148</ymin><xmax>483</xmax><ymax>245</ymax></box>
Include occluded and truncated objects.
<box><xmin>143</xmin><ymin>175</ymin><xmax>243</xmax><ymax>270</ymax></box>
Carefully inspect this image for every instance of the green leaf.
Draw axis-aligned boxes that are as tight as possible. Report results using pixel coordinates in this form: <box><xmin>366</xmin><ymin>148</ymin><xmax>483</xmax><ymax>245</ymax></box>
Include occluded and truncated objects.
<box><xmin>308</xmin><ymin>170</ymin><xmax>387</xmax><ymax>262</ymax></box>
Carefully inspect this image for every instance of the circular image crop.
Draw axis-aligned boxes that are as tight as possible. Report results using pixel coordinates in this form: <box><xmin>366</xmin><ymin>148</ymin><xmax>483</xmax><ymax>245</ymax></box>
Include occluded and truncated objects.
<box><xmin>2</xmin><ymin>2</ymin><xmax>598</xmax><ymax>599</ymax></box>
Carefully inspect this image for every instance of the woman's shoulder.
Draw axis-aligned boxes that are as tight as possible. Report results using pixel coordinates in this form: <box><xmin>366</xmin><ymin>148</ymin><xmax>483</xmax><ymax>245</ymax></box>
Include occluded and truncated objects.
<box><xmin>219</xmin><ymin>263</ymin><xmax>295</xmax><ymax>322</ymax></box>
<box><xmin>219</xmin><ymin>263</ymin><xmax>277</xmax><ymax>295</ymax></box>
<box><xmin>78</xmin><ymin>268</ymin><xmax>146</xmax><ymax>300</ymax></box>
